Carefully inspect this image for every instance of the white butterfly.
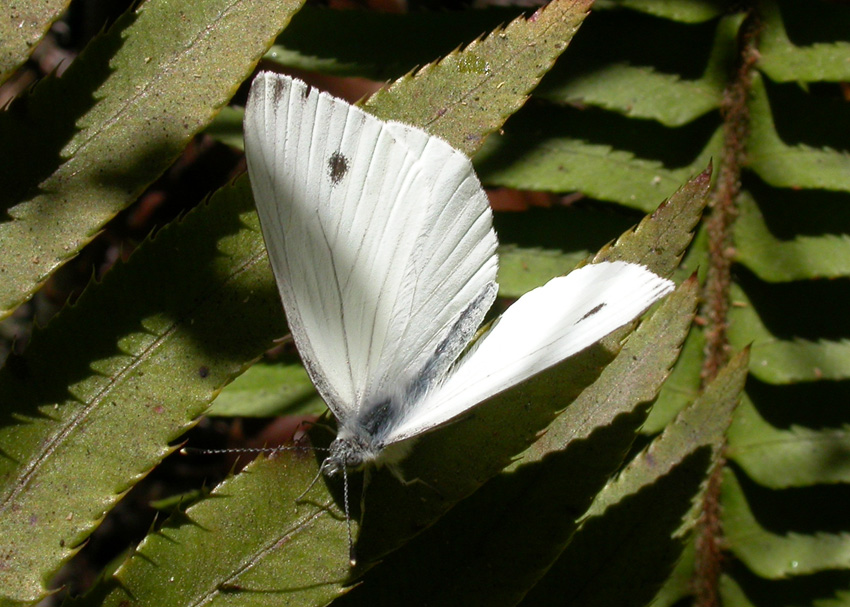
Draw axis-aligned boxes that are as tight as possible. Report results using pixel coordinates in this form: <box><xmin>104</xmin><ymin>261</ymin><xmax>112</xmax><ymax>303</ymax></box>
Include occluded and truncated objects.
<box><xmin>243</xmin><ymin>72</ymin><xmax>674</xmax><ymax>484</ymax></box>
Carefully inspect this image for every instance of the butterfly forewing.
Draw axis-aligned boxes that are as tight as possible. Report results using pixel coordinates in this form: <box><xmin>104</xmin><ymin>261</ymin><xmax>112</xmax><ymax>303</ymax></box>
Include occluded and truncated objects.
<box><xmin>244</xmin><ymin>73</ymin><xmax>498</xmax><ymax>426</ymax></box>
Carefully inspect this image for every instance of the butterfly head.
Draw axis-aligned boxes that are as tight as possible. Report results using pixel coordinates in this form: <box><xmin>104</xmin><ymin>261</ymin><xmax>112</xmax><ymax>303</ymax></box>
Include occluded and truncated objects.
<box><xmin>322</xmin><ymin>432</ymin><xmax>381</xmax><ymax>477</ymax></box>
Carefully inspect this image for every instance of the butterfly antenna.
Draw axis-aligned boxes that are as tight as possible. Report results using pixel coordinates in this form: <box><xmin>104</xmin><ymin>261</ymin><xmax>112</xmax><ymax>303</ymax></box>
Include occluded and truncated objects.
<box><xmin>181</xmin><ymin>440</ymin><xmax>327</xmax><ymax>457</ymax></box>
<box><xmin>180</xmin><ymin>446</ymin><xmax>285</xmax><ymax>455</ymax></box>
<box><xmin>343</xmin><ymin>464</ymin><xmax>356</xmax><ymax>567</ymax></box>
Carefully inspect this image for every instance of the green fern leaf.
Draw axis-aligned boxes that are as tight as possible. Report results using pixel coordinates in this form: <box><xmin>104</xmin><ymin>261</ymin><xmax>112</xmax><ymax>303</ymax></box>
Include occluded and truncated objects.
<box><xmin>723</xmin><ymin>467</ymin><xmax>850</xmax><ymax>578</ymax></box>
<box><xmin>643</xmin><ymin>324</ymin><xmax>705</xmax><ymax>433</ymax></box>
<box><xmin>650</xmin><ymin>541</ymin><xmax>697</xmax><ymax>607</ymax></box>
<box><xmin>496</xmin><ymin>245</ymin><xmax>590</xmax><ymax>298</ymax></box>
<box><xmin>728</xmin><ymin>395</ymin><xmax>850</xmax><ymax>487</ymax></box>
<box><xmin>476</xmin><ymin>106</ymin><xmax>720</xmax><ymax>211</ymax></box>
<box><xmin>0</xmin><ymin>178</ymin><xmax>283</xmax><ymax>604</ymax></box>
<box><xmin>0</xmin><ymin>0</ymin><xmax>70</xmax><ymax>81</ymax></box>
<box><xmin>748</xmin><ymin>74</ymin><xmax>850</xmax><ymax>192</ymax></box>
<box><xmin>757</xmin><ymin>0</ymin><xmax>850</xmax><ymax>82</ymax></box>
<box><xmin>537</xmin><ymin>13</ymin><xmax>741</xmax><ymax>126</ymax></box>
<box><xmin>734</xmin><ymin>192</ymin><xmax>850</xmax><ymax>281</ymax></box>
<box><xmin>265</xmin><ymin>5</ymin><xmax>522</xmax><ymax>80</ymax></box>
<box><xmin>67</xmin><ymin>453</ymin><xmax>349</xmax><ymax>607</ymax></box>
<box><xmin>207</xmin><ymin>360</ymin><xmax>325</xmax><ymax>418</ymax></box>
<box><xmin>0</xmin><ymin>0</ymin><xmax>303</xmax><ymax>320</ymax></box>
<box><xmin>363</xmin><ymin>0</ymin><xmax>593</xmax><ymax>157</ymax></box>
<box><xmin>729</xmin><ymin>283</ymin><xmax>850</xmax><ymax>382</ymax></box>
<box><xmin>598</xmin><ymin>0</ymin><xmax>725</xmax><ymax>23</ymax></box>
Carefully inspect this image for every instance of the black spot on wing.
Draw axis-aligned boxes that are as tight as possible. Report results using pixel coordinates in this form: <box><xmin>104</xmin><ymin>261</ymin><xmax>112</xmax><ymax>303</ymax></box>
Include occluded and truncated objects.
<box><xmin>328</xmin><ymin>151</ymin><xmax>349</xmax><ymax>185</ymax></box>
<box><xmin>580</xmin><ymin>303</ymin><xmax>606</xmax><ymax>321</ymax></box>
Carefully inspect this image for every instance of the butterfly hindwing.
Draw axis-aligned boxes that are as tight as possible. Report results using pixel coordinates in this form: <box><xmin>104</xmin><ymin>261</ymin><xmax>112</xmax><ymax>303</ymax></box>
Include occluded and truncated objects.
<box><xmin>384</xmin><ymin>261</ymin><xmax>674</xmax><ymax>443</ymax></box>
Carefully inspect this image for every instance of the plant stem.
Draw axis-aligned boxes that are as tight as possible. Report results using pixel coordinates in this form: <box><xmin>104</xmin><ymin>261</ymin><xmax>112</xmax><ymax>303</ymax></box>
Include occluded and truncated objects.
<box><xmin>694</xmin><ymin>8</ymin><xmax>762</xmax><ymax>607</ymax></box>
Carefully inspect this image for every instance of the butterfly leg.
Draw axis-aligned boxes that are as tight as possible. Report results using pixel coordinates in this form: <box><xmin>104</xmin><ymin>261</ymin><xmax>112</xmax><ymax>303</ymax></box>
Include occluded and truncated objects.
<box><xmin>386</xmin><ymin>464</ymin><xmax>444</xmax><ymax>498</ymax></box>
<box><xmin>295</xmin><ymin>466</ymin><xmax>326</xmax><ymax>503</ymax></box>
